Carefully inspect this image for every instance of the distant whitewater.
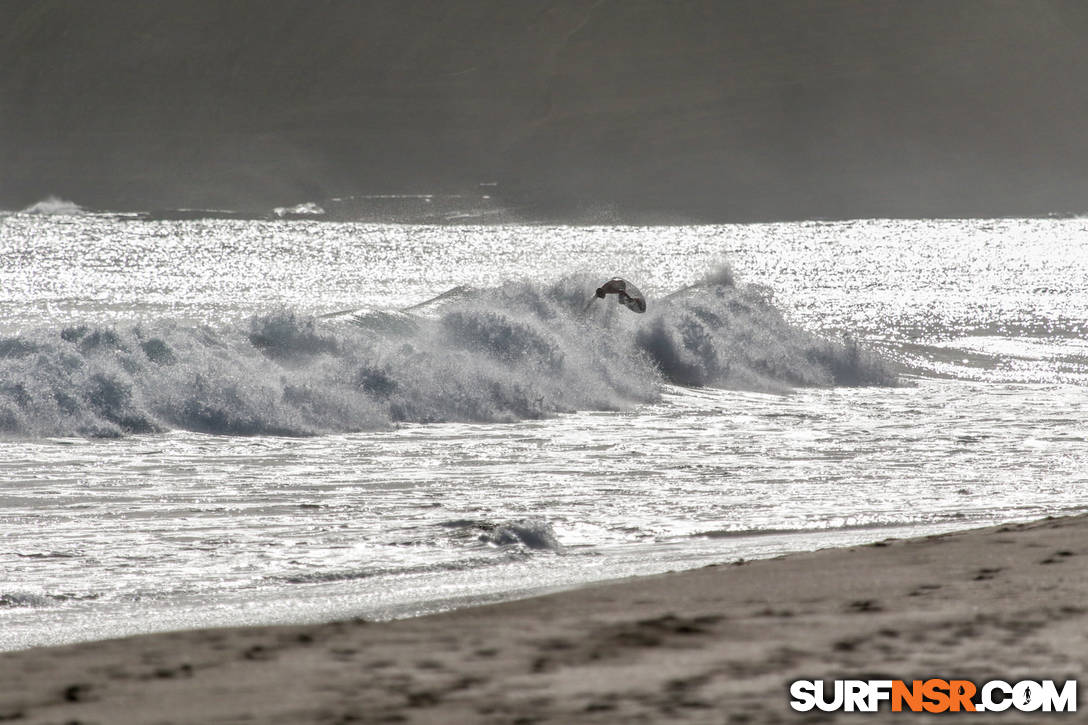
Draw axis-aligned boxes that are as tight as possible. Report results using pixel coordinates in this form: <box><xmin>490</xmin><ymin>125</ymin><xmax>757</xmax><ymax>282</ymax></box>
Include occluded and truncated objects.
<box><xmin>19</xmin><ymin>196</ymin><xmax>84</xmax><ymax>215</ymax></box>
<box><xmin>273</xmin><ymin>201</ymin><xmax>325</xmax><ymax>218</ymax></box>
<box><xmin>0</xmin><ymin>272</ymin><xmax>892</xmax><ymax>438</ymax></box>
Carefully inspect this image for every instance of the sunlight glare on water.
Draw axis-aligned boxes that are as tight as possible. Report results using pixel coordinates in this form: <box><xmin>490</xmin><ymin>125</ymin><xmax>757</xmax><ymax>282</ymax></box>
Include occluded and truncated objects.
<box><xmin>1</xmin><ymin>214</ymin><xmax>1087</xmax><ymax>649</ymax></box>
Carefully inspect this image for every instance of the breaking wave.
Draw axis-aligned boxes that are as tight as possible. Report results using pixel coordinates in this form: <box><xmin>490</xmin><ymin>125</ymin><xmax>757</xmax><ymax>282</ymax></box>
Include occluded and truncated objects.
<box><xmin>273</xmin><ymin>201</ymin><xmax>326</xmax><ymax>217</ymax></box>
<box><xmin>441</xmin><ymin>518</ymin><xmax>564</xmax><ymax>552</ymax></box>
<box><xmin>20</xmin><ymin>196</ymin><xmax>84</xmax><ymax>215</ymax></box>
<box><xmin>0</xmin><ymin>271</ymin><xmax>894</xmax><ymax>438</ymax></box>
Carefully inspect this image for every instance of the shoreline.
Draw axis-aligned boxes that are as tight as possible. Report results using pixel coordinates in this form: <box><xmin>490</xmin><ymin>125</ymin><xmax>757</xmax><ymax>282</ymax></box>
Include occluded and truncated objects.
<box><xmin>0</xmin><ymin>518</ymin><xmax>980</xmax><ymax>654</ymax></box>
<box><xmin>2</xmin><ymin>514</ymin><xmax>1086</xmax><ymax>723</ymax></box>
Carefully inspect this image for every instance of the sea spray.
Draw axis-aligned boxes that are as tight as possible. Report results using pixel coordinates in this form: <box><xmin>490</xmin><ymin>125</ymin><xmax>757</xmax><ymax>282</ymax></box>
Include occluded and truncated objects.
<box><xmin>0</xmin><ymin>273</ymin><xmax>893</xmax><ymax>438</ymax></box>
<box><xmin>642</xmin><ymin>279</ymin><xmax>893</xmax><ymax>391</ymax></box>
<box><xmin>19</xmin><ymin>196</ymin><xmax>84</xmax><ymax>215</ymax></box>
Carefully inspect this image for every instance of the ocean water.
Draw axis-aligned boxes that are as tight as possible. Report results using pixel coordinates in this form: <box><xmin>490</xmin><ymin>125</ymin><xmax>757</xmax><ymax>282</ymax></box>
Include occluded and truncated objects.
<box><xmin>2</xmin><ymin>212</ymin><xmax>1087</xmax><ymax>651</ymax></box>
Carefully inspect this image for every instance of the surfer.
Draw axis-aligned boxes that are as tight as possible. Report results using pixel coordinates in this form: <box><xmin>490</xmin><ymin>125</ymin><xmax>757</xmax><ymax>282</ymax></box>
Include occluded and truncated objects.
<box><xmin>586</xmin><ymin>277</ymin><xmax>647</xmax><ymax>313</ymax></box>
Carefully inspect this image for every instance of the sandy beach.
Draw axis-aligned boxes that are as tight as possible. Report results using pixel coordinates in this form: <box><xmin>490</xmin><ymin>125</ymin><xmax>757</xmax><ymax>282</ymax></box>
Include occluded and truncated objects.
<box><xmin>1</xmin><ymin>514</ymin><xmax>1084</xmax><ymax>724</ymax></box>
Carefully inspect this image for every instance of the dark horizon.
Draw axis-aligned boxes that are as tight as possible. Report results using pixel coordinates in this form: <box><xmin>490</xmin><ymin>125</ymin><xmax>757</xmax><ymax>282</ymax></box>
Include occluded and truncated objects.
<box><xmin>4</xmin><ymin>0</ymin><xmax>1088</xmax><ymax>222</ymax></box>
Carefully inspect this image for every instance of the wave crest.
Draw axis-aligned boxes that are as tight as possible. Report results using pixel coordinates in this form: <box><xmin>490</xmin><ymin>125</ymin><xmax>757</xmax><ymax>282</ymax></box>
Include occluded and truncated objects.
<box><xmin>0</xmin><ymin>274</ymin><xmax>894</xmax><ymax>437</ymax></box>
<box><xmin>20</xmin><ymin>196</ymin><xmax>84</xmax><ymax>215</ymax></box>
<box><xmin>641</xmin><ymin>283</ymin><xmax>892</xmax><ymax>391</ymax></box>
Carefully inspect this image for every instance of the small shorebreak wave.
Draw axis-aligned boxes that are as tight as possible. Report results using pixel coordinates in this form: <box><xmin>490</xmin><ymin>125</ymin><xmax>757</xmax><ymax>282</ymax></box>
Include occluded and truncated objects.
<box><xmin>0</xmin><ymin>270</ymin><xmax>894</xmax><ymax>438</ymax></box>
<box><xmin>441</xmin><ymin>517</ymin><xmax>564</xmax><ymax>552</ymax></box>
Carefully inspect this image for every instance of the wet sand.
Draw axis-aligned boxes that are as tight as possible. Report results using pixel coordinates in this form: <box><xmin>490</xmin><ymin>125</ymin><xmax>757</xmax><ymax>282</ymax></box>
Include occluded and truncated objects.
<box><xmin>1</xmin><ymin>515</ymin><xmax>1085</xmax><ymax>723</ymax></box>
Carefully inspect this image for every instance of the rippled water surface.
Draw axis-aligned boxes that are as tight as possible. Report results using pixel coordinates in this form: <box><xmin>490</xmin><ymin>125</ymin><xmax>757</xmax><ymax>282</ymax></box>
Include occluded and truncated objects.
<box><xmin>2</xmin><ymin>214</ymin><xmax>1087</xmax><ymax>650</ymax></box>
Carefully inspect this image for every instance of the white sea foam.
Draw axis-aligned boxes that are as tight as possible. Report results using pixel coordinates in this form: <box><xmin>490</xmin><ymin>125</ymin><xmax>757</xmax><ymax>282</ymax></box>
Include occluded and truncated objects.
<box><xmin>0</xmin><ymin>274</ymin><xmax>892</xmax><ymax>438</ymax></box>
<box><xmin>20</xmin><ymin>196</ymin><xmax>84</xmax><ymax>215</ymax></box>
<box><xmin>273</xmin><ymin>201</ymin><xmax>326</xmax><ymax>217</ymax></box>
